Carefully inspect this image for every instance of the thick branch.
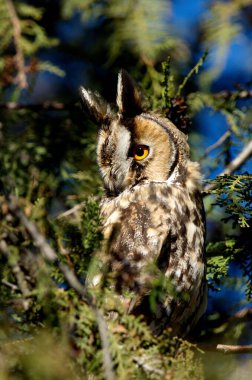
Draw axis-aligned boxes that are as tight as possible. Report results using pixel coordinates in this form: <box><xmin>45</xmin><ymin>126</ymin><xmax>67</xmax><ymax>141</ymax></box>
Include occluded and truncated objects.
<box><xmin>5</xmin><ymin>0</ymin><xmax>27</xmax><ymax>89</ymax></box>
<box><xmin>204</xmin><ymin>139</ymin><xmax>252</xmax><ymax>193</ymax></box>
<box><xmin>8</xmin><ymin>197</ymin><xmax>115</xmax><ymax>380</ymax></box>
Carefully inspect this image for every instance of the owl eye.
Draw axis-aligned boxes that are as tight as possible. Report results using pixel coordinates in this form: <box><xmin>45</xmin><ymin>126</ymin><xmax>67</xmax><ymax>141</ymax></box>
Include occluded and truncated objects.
<box><xmin>133</xmin><ymin>145</ymin><xmax>149</xmax><ymax>161</ymax></box>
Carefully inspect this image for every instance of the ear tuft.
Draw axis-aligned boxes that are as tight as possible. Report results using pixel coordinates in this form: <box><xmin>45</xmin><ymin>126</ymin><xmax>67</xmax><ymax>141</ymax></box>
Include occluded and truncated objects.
<box><xmin>116</xmin><ymin>69</ymin><xmax>142</xmax><ymax>117</ymax></box>
<box><xmin>79</xmin><ymin>86</ymin><xmax>109</xmax><ymax>124</ymax></box>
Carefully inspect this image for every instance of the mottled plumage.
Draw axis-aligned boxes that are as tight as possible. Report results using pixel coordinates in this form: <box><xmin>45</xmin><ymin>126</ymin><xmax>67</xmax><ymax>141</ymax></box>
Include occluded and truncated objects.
<box><xmin>79</xmin><ymin>70</ymin><xmax>207</xmax><ymax>336</ymax></box>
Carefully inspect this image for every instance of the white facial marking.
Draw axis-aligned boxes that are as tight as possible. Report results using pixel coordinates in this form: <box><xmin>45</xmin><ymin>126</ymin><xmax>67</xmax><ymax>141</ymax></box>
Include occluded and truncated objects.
<box><xmin>115</xmin><ymin>124</ymin><xmax>131</xmax><ymax>161</ymax></box>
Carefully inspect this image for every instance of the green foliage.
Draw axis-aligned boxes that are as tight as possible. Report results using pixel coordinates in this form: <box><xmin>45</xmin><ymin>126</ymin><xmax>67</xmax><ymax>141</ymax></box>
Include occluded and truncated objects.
<box><xmin>162</xmin><ymin>57</ymin><xmax>173</xmax><ymax>109</ymax></box>
<box><xmin>206</xmin><ymin>240</ymin><xmax>237</xmax><ymax>291</ymax></box>
<box><xmin>0</xmin><ymin>0</ymin><xmax>62</xmax><ymax>92</ymax></box>
<box><xmin>176</xmin><ymin>50</ymin><xmax>208</xmax><ymax>97</ymax></box>
<box><xmin>205</xmin><ymin>175</ymin><xmax>252</xmax><ymax>299</ymax></box>
<box><xmin>207</xmin><ymin>174</ymin><xmax>252</xmax><ymax>228</ymax></box>
<box><xmin>81</xmin><ymin>197</ymin><xmax>101</xmax><ymax>252</ymax></box>
<box><xmin>17</xmin><ymin>3</ymin><xmax>58</xmax><ymax>54</ymax></box>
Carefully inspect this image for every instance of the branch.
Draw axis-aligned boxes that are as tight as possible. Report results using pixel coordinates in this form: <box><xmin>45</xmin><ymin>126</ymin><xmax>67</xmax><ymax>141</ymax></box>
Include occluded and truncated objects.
<box><xmin>134</xmin><ymin>357</ymin><xmax>164</xmax><ymax>376</ymax></box>
<box><xmin>208</xmin><ymin>307</ymin><xmax>252</xmax><ymax>336</ymax></box>
<box><xmin>8</xmin><ymin>196</ymin><xmax>115</xmax><ymax>380</ymax></box>
<box><xmin>220</xmin><ymin>139</ymin><xmax>252</xmax><ymax>176</ymax></box>
<box><xmin>199</xmin><ymin>343</ymin><xmax>252</xmax><ymax>354</ymax></box>
<box><xmin>216</xmin><ymin>344</ymin><xmax>252</xmax><ymax>354</ymax></box>
<box><xmin>5</xmin><ymin>0</ymin><xmax>27</xmax><ymax>89</ymax></box>
<box><xmin>0</xmin><ymin>240</ymin><xmax>30</xmax><ymax>296</ymax></box>
<box><xmin>204</xmin><ymin>130</ymin><xmax>231</xmax><ymax>156</ymax></box>
<box><xmin>2</xmin><ymin>279</ymin><xmax>19</xmax><ymax>291</ymax></box>
<box><xmin>56</xmin><ymin>202</ymin><xmax>85</xmax><ymax>220</ymax></box>
<box><xmin>213</xmin><ymin>89</ymin><xmax>252</xmax><ymax>100</ymax></box>
<box><xmin>228</xmin><ymin>307</ymin><xmax>252</xmax><ymax>325</ymax></box>
<box><xmin>0</xmin><ymin>239</ymin><xmax>31</xmax><ymax>310</ymax></box>
<box><xmin>204</xmin><ymin>139</ymin><xmax>252</xmax><ymax>193</ymax></box>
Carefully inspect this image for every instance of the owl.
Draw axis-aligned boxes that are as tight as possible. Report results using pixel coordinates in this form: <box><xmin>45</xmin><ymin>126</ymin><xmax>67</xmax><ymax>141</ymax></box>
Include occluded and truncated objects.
<box><xmin>79</xmin><ymin>70</ymin><xmax>207</xmax><ymax>337</ymax></box>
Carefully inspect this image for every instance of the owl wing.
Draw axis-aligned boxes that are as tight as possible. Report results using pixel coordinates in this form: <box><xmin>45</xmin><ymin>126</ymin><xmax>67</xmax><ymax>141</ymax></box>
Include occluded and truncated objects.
<box><xmin>101</xmin><ymin>184</ymin><xmax>172</xmax><ymax>312</ymax></box>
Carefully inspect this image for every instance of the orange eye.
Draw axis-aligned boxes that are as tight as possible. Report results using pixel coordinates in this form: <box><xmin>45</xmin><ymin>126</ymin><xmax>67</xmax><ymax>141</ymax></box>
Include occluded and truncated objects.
<box><xmin>133</xmin><ymin>145</ymin><xmax>149</xmax><ymax>161</ymax></box>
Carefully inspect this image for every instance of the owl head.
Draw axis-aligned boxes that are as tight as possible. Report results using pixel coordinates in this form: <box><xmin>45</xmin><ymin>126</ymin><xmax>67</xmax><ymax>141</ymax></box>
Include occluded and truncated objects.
<box><xmin>79</xmin><ymin>70</ymin><xmax>191</xmax><ymax>196</ymax></box>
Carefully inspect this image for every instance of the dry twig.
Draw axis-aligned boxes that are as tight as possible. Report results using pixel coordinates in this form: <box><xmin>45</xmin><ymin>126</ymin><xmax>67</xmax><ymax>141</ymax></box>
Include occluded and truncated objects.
<box><xmin>204</xmin><ymin>130</ymin><xmax>231</xmax><ymax>156</ymax></box>
<box><xmin>0</xmin><ymin>239</ymin><xmax>31</xmax><ymax>309</ymax></box>
<box><xmin>134</xmin><ymin>356</ymin><xmax>164</xmax><ymax>376</ymax></box>
<box><xmin>216</xmin><ymin>344</ymin><xmax>252</xmax><ymax>354</ymax></box>
<box><xmin>1</xmin><ymin>279</ymin><xmax>19</xmax><ymax>291</ymax></box>
<box><xmin>5</xmin><ymin>0</ymin><xmax>27</xmax><ymax>89</ymax></box>
<box><xmin>219</xmin><ymin>139</ymin><xmax>252</xmax><ymax>176</ymax></box>
<box><xmin>56</xmin><ymin>202</ymin><xmax>85</xmax><ymax>220</ymax></box>
<box><xmin>199</xmin><ymin>343</ymin><xmax>252</xmax><ymax>354</ymax></box>
<box><xmin>213</xmin><ymin>89</ymin><xmax>252</xmax><ymax>100</ymax></box>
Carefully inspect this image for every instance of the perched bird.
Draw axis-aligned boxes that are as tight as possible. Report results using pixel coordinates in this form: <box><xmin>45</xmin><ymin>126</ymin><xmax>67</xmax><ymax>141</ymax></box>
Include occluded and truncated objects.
<box><xmin>79</xmin><ymin>70</ymin><xmax>207</xmax><ymax>336</ymax></box>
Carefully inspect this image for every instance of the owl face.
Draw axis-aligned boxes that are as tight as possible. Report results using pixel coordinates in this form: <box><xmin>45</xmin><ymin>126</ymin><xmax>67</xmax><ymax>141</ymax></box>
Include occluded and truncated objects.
<box><xmin>79</xmin><ymin>70</ymin><xmax>190</xmax><ymax>196</ymax></box>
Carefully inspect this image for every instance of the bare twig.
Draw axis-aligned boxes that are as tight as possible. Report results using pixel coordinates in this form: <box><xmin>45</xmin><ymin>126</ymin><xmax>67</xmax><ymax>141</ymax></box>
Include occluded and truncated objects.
<box><xmin>228</xmin><ymin>307</ymin><xmax>252</xmax><ymax>324</ymax></box>
<box><xmin>204</xmin><ymin>130</ymin><xmax>231</xmax><ymax>156</ymax></box>
<box><xmin>199</xmin><ymin>343</ymin><xmax>252</xmax><ymax>354</ymax></box>
<box><xmin>56</xmin><ymin>202</ymin><xmax>85</xmax><ymax>220</ymax></box>
<box><xmin>220</xmin><ymin>139</ymin><xmax>252</xmax><ymax>176</ymax></box>
<box><xmin>201</xmin><ymin>344</ymin><xmax>252</xmax><ymax>354</ymax></box>
<box><xmin>204</xmin><ymin>139</ymin><xmax>252</xmax><ymax>193</ymax></box>
<box><xmin>0</xmin><ymin>240</ymin><xmax>30</xmax><ymax>296</ymax></box>
<box><xmin>216</xmin><ymin>344</ymin><xmax>252</xmax><ymax>354</ymax></box>
<box><xmin>207</xmin><ymin>307</ymin><xmax>252</xmax><ymax>336</ymax></box>
<box><xmin>5</xmin><ymin>0</ymin><xmax>27</xmax><ymax>89</ymax></box>
<box><xmin>2</xmin><ymin>279</ymin><xmax>19</xmax><ymax>291</ymax></box>
<box><xmin>8</xmin><ymin>196</ymin><xmax>115</xmax><ymax>380</ymax></box>
<box><xmin>0</xmin><ymin>239</ymin><xmax>31</xmax><ymax>309</ymax></box>
<box><xmin>134</xmin><ymin>357</ymin><xmax>164</xmax><ymax>376</ymax></box>
<box><xmin>213</xmin><ymin>89</ymin><xmax>252</xmax><ymax>100</ymax></box>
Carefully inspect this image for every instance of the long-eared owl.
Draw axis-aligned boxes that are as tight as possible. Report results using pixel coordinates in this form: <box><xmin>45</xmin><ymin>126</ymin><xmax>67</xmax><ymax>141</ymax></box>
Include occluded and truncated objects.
<box><xmin>79</xmin><ymin>70</ymin><xmax>207</xmax><ymax>336</ymax></box>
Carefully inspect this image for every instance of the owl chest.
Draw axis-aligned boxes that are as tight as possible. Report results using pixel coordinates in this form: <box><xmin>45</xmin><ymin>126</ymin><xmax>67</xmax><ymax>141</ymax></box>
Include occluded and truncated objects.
<box><xmin>100</xmin><ymin>185</ymin><xmax>205</xmax><ymax>270</ymax></box>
